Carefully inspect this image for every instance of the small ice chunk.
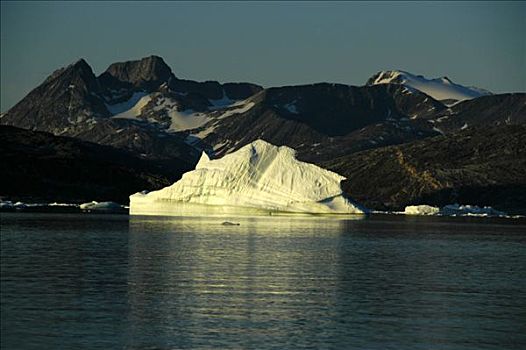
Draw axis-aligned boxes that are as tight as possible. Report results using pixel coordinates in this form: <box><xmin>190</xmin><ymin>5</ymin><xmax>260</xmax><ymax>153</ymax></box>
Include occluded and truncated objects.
<box><xmin>404</xmin><ymin>205</ymin><xmax>440</xmax><ymax>215</ymax></box>
<box><xmin>440</xmin><ymin>204</ymin><xmax>506</xmax><ymax>217</ymax></box>
<box><xmin>80</xmin><ymin>201</ymin><xmax>124</xmax><ymax>211</ymax></box>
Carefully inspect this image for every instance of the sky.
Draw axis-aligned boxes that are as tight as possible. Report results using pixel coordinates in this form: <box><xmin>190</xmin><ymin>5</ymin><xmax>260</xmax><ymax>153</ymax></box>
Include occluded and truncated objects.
<box><xmin>1</xmin><ymin>1</ymin><xmax>525</xmax><ymax>111</ymax></box>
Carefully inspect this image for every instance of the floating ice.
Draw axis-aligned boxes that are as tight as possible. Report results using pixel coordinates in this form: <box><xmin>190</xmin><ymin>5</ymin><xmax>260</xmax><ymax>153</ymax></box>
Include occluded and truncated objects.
<box><xmin>404</xmin><ymin>205</ymin><xmax>440</xmax><ymax>216</ymax></box>
<box><xmin>440</xmin><ymin>204</ymin><xmax>506</xmax><ymax>217</ymax></box>
<box><xmin>80</xmin><ymin>201</ymin><xmax>124</xmax><ymax>211</ymax></box>
<box><xmin>130</xmin><ymin>140</ymin><xmax>367</xmax><ymax>216</ymax></box>
<box><xmin>402</xmin><ymin>203</ymin><xmax>507</xmax><ymax>217</ymax></box>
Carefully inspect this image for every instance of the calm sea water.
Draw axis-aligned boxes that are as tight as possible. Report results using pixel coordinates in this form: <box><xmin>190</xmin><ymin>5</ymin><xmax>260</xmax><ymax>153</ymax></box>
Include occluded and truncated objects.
<box><xmin>1</xmin><ymin>213</ymin><xmax>525</xmax><ymax>350</ymax></box>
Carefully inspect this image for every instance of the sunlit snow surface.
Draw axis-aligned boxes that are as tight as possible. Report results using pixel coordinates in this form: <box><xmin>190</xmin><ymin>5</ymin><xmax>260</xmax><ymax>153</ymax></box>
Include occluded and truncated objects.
<box><xmin>79</xmin><ymin>201</ymin><xmax>125</xmax><ymax>211</ymax></box>
<box><xmin>404</xmin><ymin>205</ymin><xmax>440</xmax><ymax>216</ymax></box>
<box><xmin>130</xmin><ymin>140</ymin><xmax>367</xmax><ymax>216</ymax></box>
<box><xmin>107</xmin><ymin>92</ymin><xmax>150</xmax><ymax>118</ymax></box>
<box><xmin>106</xmin><ymin>91</ymin><xmax>255</xmax><ymax>133</ymax></box>
<box><xmin>371</xmin><ymin>70</ymin><xmax>491</xmax><ymax>103</ymax></box>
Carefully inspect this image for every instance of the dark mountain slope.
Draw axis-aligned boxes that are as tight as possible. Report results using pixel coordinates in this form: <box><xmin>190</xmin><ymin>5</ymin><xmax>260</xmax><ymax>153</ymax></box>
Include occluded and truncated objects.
<box><xmin>0</xmin><ymin>56</ymin><xmax>262</xmax><ymax>165</ymax></box>
<box><xmin>1</xmin><ymin>59</ymin><xmax>110</xmax><ymax>131</ymax></box>
<box><xmin>100</xmin><ymin>55</ymin><xmax>262</xmax><ymax>100</ymax></box>
<box><xmin>428</xmin><ymin>93</ymin><xmax>526</xmax><ymax>133</ymax></box>
<box><xmin>201</xmin><ymin>82</ymin><xmax>444</xmax><ymax>160</ymax></box>
<box><xmin>324</xmin><ymin>125</ymin><xmax>526</xmax><ymax>214</ymax></box>
<box><xmin>1</xmin><ymin>57</ymin><xmax>525</xmax><ymax>212</ymax></box>
<box><xmin>0</xmin><ymin>126</ymin><xmax>193</xmax><ymax>203</ymax></box>
<box><xmin>101</xmin><ymin>55</ymin><xmax>174</xmax><ymax>90</ymax></box>
<box><xmin>199</xmin><ymin>86</ymin><xmax>525</xmax><ymax>166</ymax></box>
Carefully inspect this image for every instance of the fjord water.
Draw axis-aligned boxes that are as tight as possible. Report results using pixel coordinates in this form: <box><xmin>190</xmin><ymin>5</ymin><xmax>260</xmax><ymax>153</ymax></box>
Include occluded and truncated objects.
<box><xmin>1</xmin><ymin>213</ymin><xmax>525</xmax><ymax>350</ymax></box>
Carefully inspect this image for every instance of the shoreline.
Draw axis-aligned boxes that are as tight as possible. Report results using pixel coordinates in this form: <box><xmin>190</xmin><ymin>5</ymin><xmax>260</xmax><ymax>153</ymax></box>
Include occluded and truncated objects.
<box><xmin>1</xmin><ymin>201</ymin><xmax>524</xmax><ymax>220</ymax></box>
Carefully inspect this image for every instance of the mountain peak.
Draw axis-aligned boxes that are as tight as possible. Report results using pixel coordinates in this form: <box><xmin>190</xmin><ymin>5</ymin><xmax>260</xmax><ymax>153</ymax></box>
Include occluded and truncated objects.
<box><xmin>366</xmin><ymin>70</ymin><xmax>491</xmax><ymax>103</ymax></box>
<box><xmin>103</xmin><ymin>55</ymin><xmax>173</xmax><ymax>89</ymax></box>
<box><xmin>440</xmin><ymin>76</ymin><xmax>452</xmax><ymax>84</ymax></box>
<box><xmin>41</xmin><ymin>58</ymin><xmax>98</xmax><ymax>92</ymax></box>
<box><xmin>366</xmin><ymin>70</ymin><xmax>408</xmax><ymax>86</ymax></box>
<box><xmin>142</xmin><ymin>54</ymin><xmax>166</xmax><ymax>63</ymax></box>
<box><xmin>68</xmin><ymin>59</ymin><xmax>97</xmax><ymax>80</ymax></box>
<box><xmin>72</xmin><ymin>58</ymin><xmax>90</xmax><ymax>68</ymax></box>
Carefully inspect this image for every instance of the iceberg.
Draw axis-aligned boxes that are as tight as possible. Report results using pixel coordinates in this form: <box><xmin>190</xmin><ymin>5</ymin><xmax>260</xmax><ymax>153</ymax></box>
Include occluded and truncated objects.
<box><xmin>0</xmin><ymin>200</ymin><xmax>15</xmax><ymax>210</ymax></box>
<box><xmin>130</xmin><ymin>140</ymin><xmax>367</xmax><ymax>216</ymax></box>
<box><xmin>439</xmin><ymin>204</ymin><xmax>506</xmax><ymax>217</ymax></box>
<box><xmin>80</xmin><ymin>201</ymin><xmax>125</xmax><ymax>212</ymax></box>
<box><xmin>403</xmin><ymin>205</ymin><xmax>440</xmax><ymax>216</ymax></box>
<box><xmin>402</xmin><ymin>203</ymin><xmax>507</xmax><ymax>217</ymax></box>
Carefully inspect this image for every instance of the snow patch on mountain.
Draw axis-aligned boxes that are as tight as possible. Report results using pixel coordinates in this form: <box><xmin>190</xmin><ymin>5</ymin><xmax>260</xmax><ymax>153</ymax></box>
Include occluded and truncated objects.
<box><xmin>148</xmin><ymin>96</ymin><xmax>209</xmax><ymax>131</ymax></box>
<box><xmin>190</xmin><ymin>101</ymin><xmax>256</xmax><ymax>139</ymax></box>
<box><xmin>209</xmin><ymin>91</ymin><xmax>237</xmax><ymax>109</ymax></box>
<box><xmin>369</xmin><ymin>70</ymin><xmax>491</xmax><ymax>104</ymax></box>
<box><xmin>162</xmin><ymin>96</ymin><xmax>255</xmax><ymax>132</ymax></box>
<box><xmin>217</xmin><ymin>101</ymin><xmax>255</xmax><ymax>119</ymax></box>
<box><xmin>106</xmin><ymin>90</ymin><xmax>256</xmax><ymax>134</ymax></box>
<box><xmin>284</xmin><ymin>100</ymin><xmax>299</xmax><ymax>114</ymax></box>
<box><xmin>106</xmin><ymin>92</ymin><xmax>149</xmax><ymax>115</ymax></box>
<box><xmin>432</xmin><ymin>126</ymin><xmax>444</xmax><ymax>135</ymax></box>
<box><xmin>110</xmin><ymin>94</ymin><xmax>152</xmax><ymax>120</ymax></box>
<box><xmin>130</xmin><ymin>139</ymin><xmax>367</xmax><ymax>216</ymax></box>
<box><xmin>193</xmin><ymin>125</ymin><xmax>217</xmax><ymax>139</ymax></box>
<box><xmin>167</xmin><ymin>109</ymin><xmax>209</xmax><ymax>132</ymax></box>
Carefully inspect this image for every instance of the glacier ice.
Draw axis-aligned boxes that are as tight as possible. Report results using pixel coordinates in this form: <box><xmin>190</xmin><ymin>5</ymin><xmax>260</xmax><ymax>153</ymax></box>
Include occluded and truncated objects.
<box><xmin>404</xmin><ymin>205</ymin><xmax>440</xmax><ymax>216</ymax></box>
<box><xmin>107</xmin><ymin>92</ymin><xmax>150</xmax><ymax>117</ymax></box>
<box><xmin>402</xmin><ymin>204</ymin><xmax>507</xmax><ymax>217</ymax></box>
<box><xmin>130</xmin><ymin>140</ymin><xmax>367</xmax><ymax>216</ymax></box>
<box><xmin>439</xmin><ymin>204</ymin><xmax>506</xmax><ymax>217</ymax></box>
<box><xmin>80</xmin><ymin>201</ymin><xmax>124</xmax><ymax>211</ymax></box>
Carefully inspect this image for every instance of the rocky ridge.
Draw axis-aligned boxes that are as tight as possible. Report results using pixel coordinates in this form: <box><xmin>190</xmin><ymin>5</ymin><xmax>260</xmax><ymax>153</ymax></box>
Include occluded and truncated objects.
<box><xmin>1</xmin><ymin>56</ymin><xmax>525</xmax><ymax>210</ymax></box>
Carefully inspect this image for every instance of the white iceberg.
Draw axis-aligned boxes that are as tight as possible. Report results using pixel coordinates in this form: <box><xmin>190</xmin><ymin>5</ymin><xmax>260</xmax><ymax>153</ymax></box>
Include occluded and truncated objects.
<box><xmin>402</xmin><ymin>203</ymin><xmax>507</xmax><ymax>217</ymax></box>
<box><xmin>130</xmin><ymin>140</ymin><xmax>367</xmax><ymax>216</ymax></box>
<box><xmin>80</xmin><ymin>201</ymin><xmax>124</xmax><ymax>211</ymax></box>
<box><xmin>0</xmin><ymin>200</ymin><xmax>14</xmax><ymax>209</ymax></box>
<box><xmin>439</xmin><ymin>204</ymin><xmax>506</xmax><ymax>217</ymax></box>
<box><xmin>13</xmin><ymin>201</ymin><xmax>28</xmax><ymax>209</ymax></box>
<box><xmin>403</xmin><ymin>205</ymin><xmax>440</xmax><ymax>216</ymax></box>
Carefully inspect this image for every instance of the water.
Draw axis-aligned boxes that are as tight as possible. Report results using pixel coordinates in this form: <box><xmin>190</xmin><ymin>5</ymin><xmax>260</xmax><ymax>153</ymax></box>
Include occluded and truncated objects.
<box><xmin>1</xmin><ymin>213</ymin><xmax>525</xmax><ymax>349</ymax></box>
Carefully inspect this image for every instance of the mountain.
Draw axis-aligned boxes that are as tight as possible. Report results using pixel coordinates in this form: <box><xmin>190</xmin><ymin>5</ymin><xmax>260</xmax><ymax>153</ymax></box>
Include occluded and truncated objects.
<box><xmin>187</xmin><ymin>84</ymin><xmax>524</xmax><ymax>165</ymax></box>
<box><xmin>100</xmin><ymin>55</ymin><xmax>174</xmax><ymax>90</ymax></box>
<box><xmin>191</xmin><ymin>82</ymin><xmax>445</xmax><ymax>162</ymax></box>
<box><xmin>0</xmin><ymin>55</ymin><xmax>262</xmax><ymax>163</ymax></box>
<box><xmin>324</xmin><ymin>125</ymin><xmax>526</xmax><ymax>214</ymax></box>
<box><xmin>1</xmin><ymin>59</ymin><xmax>109</xmax><ymax>132</ymax></box>
<box><xmin>3</xmin><ymin>57</ymin><xmax>521</xmax><ymax>164</ymax></box>
<box><xmin>0</xmin><ymin>126</ymin><xmax>193</xmax><ymax>203</ymax></box>
<box><xmin>367</xmin><ymin>70</ymin><xmax>491</xmax><ymax>105</ymax></box>
<box><xmin>1</xmin><ymin>55</ymin><xmax>525</xmax><ymax>210</ymax></box>
<box><xmin>425</xmin><ymin>93</ymin><xmax>526</xmax><ymax>133</ymax></box>
<box><xmin>130</xmin><ymin>140</ymin><xmax>367</xmax><ymax>215</ymax></box>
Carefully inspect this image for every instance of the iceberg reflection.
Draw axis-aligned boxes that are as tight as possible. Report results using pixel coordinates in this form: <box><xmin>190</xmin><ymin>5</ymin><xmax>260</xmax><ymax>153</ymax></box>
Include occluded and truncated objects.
<box><xmin>125</xmin><ymin>215</ymin><xmax>361</xmax><ymax>348</ymax></box>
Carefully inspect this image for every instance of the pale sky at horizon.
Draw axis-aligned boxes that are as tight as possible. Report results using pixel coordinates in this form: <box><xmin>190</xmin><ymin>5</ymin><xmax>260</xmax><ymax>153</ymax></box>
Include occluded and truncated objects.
<box><xmin>1</xmin><ymin>1</ymin><xmax>525</xmax><ymax>111</ymax></box>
